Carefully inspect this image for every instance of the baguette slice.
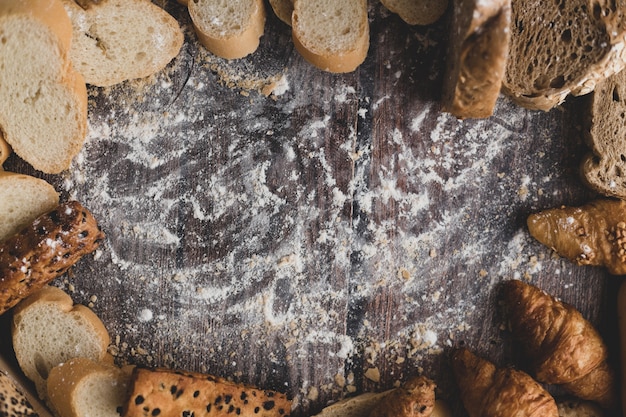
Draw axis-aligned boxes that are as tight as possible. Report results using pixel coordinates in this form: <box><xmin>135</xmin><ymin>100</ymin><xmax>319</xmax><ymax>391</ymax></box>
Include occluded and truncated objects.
<box><xmin>441</xmin><ymin>0</ymin><xmax>511</xmax><ymax>119</ymax></box>
<box><xmin>0</xmin><ymin>171</ymin><xmax>59</xmax><ymax>243</ymax></box>
<box><xmin>62</xmin><ymin>0</ymin><xmax>183</xmax><ymax>87</ymax></box>
<box><xmin>122</xmin><ymin>367</ymin><xmax>291</xmax><ymax>417</ymax></box>
<box><xmin>502</xmin><ymin>0</ymin><xmax>626</xmax><ymax>111</ymax></box>
<box><xmin>0</xmin><ymin>132</ymin><xmax>10</xmax><ymax>167</ymax></box>
<box><xmin>292</xmin><ymin>0</ymin><xmax>369</xmax><ymax>73</ymax></box>
<box><xmin>581</xmin><ymin>69</ymin><xmax>626</xmax><ymax>199</ymax></box>
<box><xmin>0</xmin><ymin>0</ymin><xmax>87</xmax><ymax>174</ymax></box>
<box><xmin>48</xmin><ymin>357</ymin><xmax>133</xmax><ymax>417</ymax></box>
<box><xmin>268</xmin><ymin>0</ymin><xmax>293</xmax><ymax>25</ymax></box>
<box><xmin>188</xmin><ymin>0</ymin><xmax>266</xmax><ymax>59</ymax></box>
<box><xmin>380</xmin><ymin>0</ymin><xmax>449</xmax><ymax>25</ymax></box>
<box><xmin>12</xmin><ymin>286</ymin><xmax>111</xmax><ymax>401</ymax></box>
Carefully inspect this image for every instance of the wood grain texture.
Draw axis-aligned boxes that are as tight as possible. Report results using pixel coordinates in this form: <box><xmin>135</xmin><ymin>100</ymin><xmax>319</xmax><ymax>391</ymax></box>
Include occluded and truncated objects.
<box><xmin>1</xmin><ymin>2</ymin><xmax>617</xmax><ymax>417</ymax></box>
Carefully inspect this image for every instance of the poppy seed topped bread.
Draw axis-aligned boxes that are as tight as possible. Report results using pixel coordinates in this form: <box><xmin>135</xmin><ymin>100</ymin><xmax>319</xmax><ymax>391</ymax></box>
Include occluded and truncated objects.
<box><xmin>502</xmin><ymin>0</ymin><xmax>626</xmax><ymax>111</ymax></box>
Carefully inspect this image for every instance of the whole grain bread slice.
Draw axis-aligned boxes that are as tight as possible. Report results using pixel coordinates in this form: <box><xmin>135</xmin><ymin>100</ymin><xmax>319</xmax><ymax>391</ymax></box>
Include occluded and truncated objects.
<box><xmin>441</xmin><ymin>0</ymin><xmax>511</xmax><ymax>119</ymax></box>
<box><xmin>62</xmin><ymin>0</ymin><xmax>183</xmax><ymax>87</ymax></box>
<box><xmin>502</xmin><ymin>0</ymin><xmax>626</xmax><ymax>111</ymax></box>
<box><xmin>0</xmin><ymin>0</ymin><xmax>87</xmax><ymax>174</ymax></box>
<box><xmin>380</xmin><ymin>0</ymin><xmax>449</xmax><ymax>25</ymax></box>
<box><xmin>581</xmin><ymin>68</ymin><xmax>626</xmax><ymax>198</ymax></box>
<box><xmin>188</xmin><ymin>0</ymin><xmax>266</xmax><ymax>59</ymax></box>
<box><xmin>292</xmin><ymin>0</ymin><xmax>369</xmax><ymax>73</ymax></box>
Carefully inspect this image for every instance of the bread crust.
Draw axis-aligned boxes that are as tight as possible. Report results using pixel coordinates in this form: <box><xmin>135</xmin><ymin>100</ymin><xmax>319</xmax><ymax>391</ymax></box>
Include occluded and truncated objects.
<box><xmin>189</xmin><ymin>0</ymin><xmax>266</xmax><ymax>60</ymax></box>
<box><xmin>268</xmin><ymin>0</ymin><xmax>293</xmax><ymax>26</ymax></box>
<box><xmin>380</xmin><ymin>0</ymin><xmax>449</xmax><ymax>25</ymax></box>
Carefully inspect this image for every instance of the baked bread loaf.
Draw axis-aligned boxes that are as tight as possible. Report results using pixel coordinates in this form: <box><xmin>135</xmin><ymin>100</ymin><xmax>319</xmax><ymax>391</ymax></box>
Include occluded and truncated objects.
<box><xmin>48</xmin><ymin>357</ymin><xmax>133</xmax><ymax>417</ymax></box>
<box><xmin>502</xmin><ymin>0</ymin><xmax>626</xmax><ymax>111</ymax></box>
<box><xmin>0</xmin><ymin>171</ymin><xmax>59</xmax><ymax>243</ymax></box>
<box><xmin>581</xmin><ymin>68</ymin><xmax>626</xmax><ymax>199</ymax></box>
<box><xmin>268</xmin><ymin>0</ymin><xmax>293</xmax><ymax>25</ymax></box>
<box><xmin>380</xmin><ymin>0</ymin><xmax>448</xmax><ymax>25</ymax></box>
<box><xmin>0</xmin><ymin>201</ymin><xmax>104</xmax><ymax>315</ymax></box>
<box><xmin>62</xmin><ymin>0</ymin><xmax>183</xmax><ymax>87</ymax></box>
<box><xmin>0</xmin><ymin>0</ymin><xmax>87</xmax><ymax>174</ymax></box>
<box><xmin>12</xmin><ymin>286</ymin><xmax>111</xmax><ymax>400</ymax></box>
<box><xmin>292</xmin><ymin>0</ymin><xmax>369</xmax><ymax>73</ymax></box>
<box><xmin>441</xmin><ymin>0</ymin><xmax>511</xmax><ymax>119</ymax></box>
<box><xmin>122</xmin><ymin>367</ymin><xmax>291</xmax><ymax>417</ymax></box>
<box><xmin>0</xmin><ymin>132</ymin><xmax>10</xmax><ymax>167</ymax></box>
<box><xmin>188</xmin><ymin>0</ymin><xmax>266</xmax><ymax>59</ymax></box>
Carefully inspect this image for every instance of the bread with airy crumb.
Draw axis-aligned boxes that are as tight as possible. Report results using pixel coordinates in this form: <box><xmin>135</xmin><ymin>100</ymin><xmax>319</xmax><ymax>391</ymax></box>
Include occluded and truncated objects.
<box><xmin>269</xmin><ymin>0</ymin><xmax>293</xmax><ymax>25</ymax></box>
<box><xmin>380</xmin><ymin>0</ymin><xmax>448</xmax><ymax>25</ymax></box>
<box><xmin>292</xmin><ymin>0</ymin><xmax>369</xmax><ymax>73</ymax></box>
<box><xmin>0</xmin><ymin>172</ymin><xmax>59</xmax><ymax>243</ymax></box>
<box><xmin>188</xmin><ymin>0</ymin><xmax>266</xmax><ymax>59</ymax></box>
<box><xmin>62</xmin><ymin>0</ymin><xmax>183</xmax><ymax>87</ymax></box>
<box><xmin>48</xmin><ymin>357</ymin><xmax>133</xmax><ymax>417</ymax></box>
<box><xmin>502</xmin><ymin>0</ymin><xmax>626</xmax><ymax>111</ymax></box>
<box><xmin>441</xmin><ymin>0</ymin><xmax>511</xmax><ymax>119</ymax></box>
<box><xmin>0</xmin><ymin>0</ymin><xmax>87</xmax><ymax>174</ymax></box>
<box><xmin>12</xmin><ymin>286</ymin><xmax>111</xmax><ymax>401</ymax></box>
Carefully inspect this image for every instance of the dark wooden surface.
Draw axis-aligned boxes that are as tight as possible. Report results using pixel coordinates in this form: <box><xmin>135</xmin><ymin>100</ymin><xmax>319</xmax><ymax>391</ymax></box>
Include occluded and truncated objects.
<box><xmin>2</xmin><ymin>1</ymin><xmax>620</xmax><ymax>416</ymax></box>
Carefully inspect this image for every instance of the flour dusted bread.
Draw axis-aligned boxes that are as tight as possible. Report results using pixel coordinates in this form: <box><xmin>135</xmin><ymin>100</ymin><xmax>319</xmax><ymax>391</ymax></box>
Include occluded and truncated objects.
<box><xmin>62</xmin><ymin>0</ymin><xmax>183</xmax><ymax>87</ymax></box>
<box><xmin>502</xmin><ymin>0</ymin><xmax>626</xmax><ymax>111</ymax></box>
<box><xmin>441</xmin><ymin>0</ymin><xmax>510</xmax><ymax>119</ymax></box>
<box><xmin>0</xmin><ymin>171</ymin><xmax>59</xmax><ymax>243</ymax></box>
<box><xmin>0</xmin><ymin>0</ymin><xmax>87</xmax><ymax>173</ymax></box>
<box><xmin>380</xmin><ymin>0</ymin><xmax>448</xmax><ymax>25</ymax></box>
<box><xmin>48</xmin><ymin>357</ymin><xmax>133</xmax><ymax>417</ymax></box>
<box><xmin>292</xmin><ymin>0</ymin><xmax>369</xmax><ymax>73</ymax></box>
<box><xmin>123</xmin><ymin>367</ymin><xmax>291</xmax><ymax>417</ymax></box>
<box><xmin>12</xmin><ymin>286</ymin><xmax>110</xmax><ymax>401</ymax></box>
<box><xmin>0</xmin><ymin>201</ymin><xmax>104</xmax><ymax>315</ymax></box>
<box><xmin>188</xmin><ymin>0</ymin><xmax>266</xmax><ymax>59</ymax></box>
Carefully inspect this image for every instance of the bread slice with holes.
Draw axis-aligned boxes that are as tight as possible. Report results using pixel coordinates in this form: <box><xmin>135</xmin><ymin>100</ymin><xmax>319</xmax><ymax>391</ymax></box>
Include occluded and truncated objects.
<box><xmin>48</xmin><ymin>357</ymin><xmax>133</xmax><ymax>417</ymax></box>
<box><xmin>502</xmin><ymin>0</ymin><xmax>626</xmax><ymax>111</ymax></box>
<box><xmin>188</xmin><ymin>0</ymin><xmax>266</xmax><ymax>59</ymax></box>
<box><xmin>292</xmin><ymin>0</ymin><xmax>369</xmax><ymax>73</ymax></box>
<box><xmin>581</xmin><ymin>69</ymin><xmax>626</xmax><ymax>199</ymax></box>
<box><xmin>0</xmin><ymin>0</ymin><xmax>87</xmax><ymax>174</ymax></box>
<box><xmin>380</xmin><ymin>0</ymin><xmax>449</xmax><ymax>25</ymax></box>
<box><xmin>441</xmin><ymin>0</ymin><xmax>511</xmax><ymax>119</ymax></box>
<box><xmin>0</xmin><ymin>171</ymin><xmax>59</xmax><ymax>243</ymax></box>
<box><xmin>11</xmin><ymin>286</ymin><xmax>110</xmax><ymax>401</ymax></box>
<box><xmin>61</xmin><ymin>0</ymin><xmax>183</xmax><ymax>87</ymax></box>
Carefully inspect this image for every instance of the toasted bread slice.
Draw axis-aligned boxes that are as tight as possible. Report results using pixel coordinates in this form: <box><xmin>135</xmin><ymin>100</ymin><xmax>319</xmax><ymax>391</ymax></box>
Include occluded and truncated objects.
<box><xmin>0</xmin><ymin>0</ymin><xmax>87</xmax><ymax>174</ymax></box>
<box><xmin>62</xmin><ymin>0</ymin><xmax>183</xmax><ymax>87</ymax></box>
<box><xmin>188</xmin><ymin>0</ymin><xmax>266</xmax><ymax>59</ymax></box>
<box><xmin>442</xmin><ymin>0</ymin><xmax>511</xmax><ymax>119</ymax></box>
<box><xmin>380</xmin><ymin>0</ymin><xmax>449</xmax><ymax>25</ymax></box>
<box><xmin>12</xmin><ymin>286</ymin><xmax>111</xmax><ymax>401</ymax></box>
<box><xmin>502</xmin><ymin>0</ymin><xmax>626</xmax><ymax>111</ymax></box>
<box><xmin>292</xmin><ymin>0</ymin><xmax>369</xmax><ymax>73</ymax></box>
<box><xmin>269</xmin><ymin>0</ymin><xmax>293</xmax><ymax>25</ymax></box>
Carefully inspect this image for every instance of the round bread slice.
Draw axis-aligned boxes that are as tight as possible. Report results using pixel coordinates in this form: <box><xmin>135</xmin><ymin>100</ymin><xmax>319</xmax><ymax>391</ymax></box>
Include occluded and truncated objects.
<box><xmin>12</xmin><ymin>286</ymin><xmax>110</xmax><ymax>401</ymax></box>
<box><xmin>0</xmin><ymin>171</ymin><xmax>59</xmax><ymax>242</ymax></box>
<box><xmin>0</xmin><ymin>0</ymin><xmax>87</xmax><ymax>174</ymax></box>
<box><xmin>292</xmin><ymin>0</ymin><xmax>369</xmax><ymax>73</ymax></box>
<box><xmin>188</xmin><ymin>0</ymin><xmax>266</xmax><ymax>59</ymax></box>
<box><xmin>62</xmin><ymin>0</ymin><xmax>183</xmax><ymax>87</ymax></box>
<box><xmin>48</xmin><ymin>358</ymin><xmax>133</xmax><ymax>417</ymax></box>
<box><xmin>380</xmin><ymin>0</ymin><xmax>449</xmax><ymax>25</ymax></box>
<box><xmin>269</xmin><ymin>0</ymin><xmax>293</xmax><ymax>25</ymax></box>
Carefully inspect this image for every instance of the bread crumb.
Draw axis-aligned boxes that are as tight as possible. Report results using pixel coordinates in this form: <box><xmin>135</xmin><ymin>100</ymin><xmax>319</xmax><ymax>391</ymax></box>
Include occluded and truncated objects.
<box><xmin>307</xmin><ymin>386</ymin><xmax>319</xmax><ymax>401</ymax></box>
<box><xmin>334</xmin><ymin>373</ymin><xmax>345</xmax><ymax>388</ymax></box>
<box><xmin>364</xmin><ymin>367</ymin><xmax>380</xmax><ymax>382</ymax></box>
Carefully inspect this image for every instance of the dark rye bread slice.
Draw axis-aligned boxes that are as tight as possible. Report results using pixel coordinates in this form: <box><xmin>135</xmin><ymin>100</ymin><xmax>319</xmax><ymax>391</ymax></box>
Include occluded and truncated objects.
<box><xmin>441</xmin><ymin>0</ymin><xmax>511</xmax><ymax>119</ymax></box>
<box><xmin>123</xmin><ymin>368</ymin><xmax>292</xmax><ymax>417</ymax></box>
<box><xmin>581</xmin><ymin>68</ymin><xmax>626</xmax><ymax>198</ymax></box>
<box><xmin>502</xmin><ymin>0</ymin><xmax>626</xmax><ymax>111</ymax></box>
<box><xmin>0</xmin><ymin>201</ymin><xmax>104</xmax><ymax>315</ymax></box>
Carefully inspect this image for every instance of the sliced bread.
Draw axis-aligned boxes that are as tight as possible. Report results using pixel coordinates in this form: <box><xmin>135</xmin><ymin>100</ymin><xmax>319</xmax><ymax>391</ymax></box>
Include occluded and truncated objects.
<box><xmin>268</xmin><ymin>0</ymin><xmax>293</xmax><ymax>25</ymax></box>
<box><xmin>380</xmin><ymin>0</ymin><xmax>449</xmax><ymax>25</ymax></box>
<box><xmin>0</xmin><ymin>171</ymin><xmax>59</xmax><ymax>243</ymax></box>
<box><xmin>48</xmin><ymin>357</ymin><xmax>133</xmax><ymax>417</ymax></box>
<box><xmin>441</xmin><ymin>0</ymin><xmax>511</xmax><ymax>119</ymax></box>
<box><xmin>0</xmin><ymin>132</ymin><xmax>10</xmax><ymax>167</ymax></box>
<box><xmin>0</xmin><ymin>0</ymin><xmax>87</xmax><ymax>174</ymax></box>
<box><xmin>11</xmin><ymin>286</ymin><xmax>111</xmax><ymax>401</ymax></box>
<box><xmin>188</xmin><ymin>0</ymin><xmax>266</xmax><ymax>59</ymax></box>
<box><xmin>581</xmin><ymin>68</ymin><xmax>626</xmax><ymax>199</ymax></box>
<box><xmin>62</xmin><ymin>0</ymin><xmax>183</xmax><ymax>87</ymax></box>
<box><xmin>502</xmin><ymin>0</ymin><xmax>626</xmax><ymax>111</ymax></box>
<box><xmin>292</xmin><ymin>0</ymin><xmax>369</xmax><ymax>73</ymax></box>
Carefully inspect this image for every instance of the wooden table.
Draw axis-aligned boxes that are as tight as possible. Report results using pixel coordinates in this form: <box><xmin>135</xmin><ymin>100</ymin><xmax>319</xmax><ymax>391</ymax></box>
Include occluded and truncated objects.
<box><xmin>2</xmin><ymin>2</ymin><xmax>618</xmax><ymax>416</ymax></box>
